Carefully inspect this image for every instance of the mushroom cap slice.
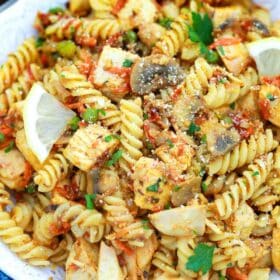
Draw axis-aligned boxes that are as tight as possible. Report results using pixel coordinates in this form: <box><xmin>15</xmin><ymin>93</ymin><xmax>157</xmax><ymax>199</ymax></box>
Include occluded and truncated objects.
<box><xmin>149</xmin><ymin>205</ymin><xmax>206</xmax><ymax>237</ymax></box>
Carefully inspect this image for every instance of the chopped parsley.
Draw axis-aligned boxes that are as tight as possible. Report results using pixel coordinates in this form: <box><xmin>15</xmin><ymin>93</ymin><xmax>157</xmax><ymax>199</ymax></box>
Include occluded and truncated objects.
<box><xmin>85</xmin><ymin>194</ymin><xmax>96</xmax><ymax>209</ymax></box>
<box><xmin>82</xmin><ymin>108</ymin><xmax>106</xmax><ymax>123</ymax></box>
<box><xmin>202</xmin><ymin>182</ymin><xmax>208</xmax><ymax>192</ymax></box>
<box><xmin>229</xmin><ymin>102</ymin><xmax>236</xmax><ymax>110</ymax></box>
<box><xmin>143</xmin><ymin>113</ymin><xmax>148</xmax><ymax>120</ymax></box>
<box><xmin>68</xmin><ymin>116</ymin><xmax>80</xmax><ymax>131</ymax></box>
<box><xmin>200</xmin><ymin>43</ymin><xmax>219</xmax><ymax>63</ymax></box>
<box><xmin>187</xmin><ymin>121</ymin><xmax>201</xmax><ymax>136</ymax></box>
<box><xmin>252</xmin><ymin>171</ymin><xmax>259</xmax><ymax>176</ymax></box>
<box><xmin>223</xmin><ymin>116</ymin><xmax>232</xmax><ymax>124</ymax></box>
<box><xmin>0</xmin><ymin>132</ymin><xmax>5</xmax><ymax>143</ymax></box>
<box><xmin>218</xmin><ymin>77</ymin><xmax>227</xmax><ymax>84</ymax></box>
<box><xmin>146</xmin><ymin>178</ymin><xmax>161</xmax><ymax>192</ymax></box>
<box><xmin>123</xmin><ymin>30</ymin><xmax>137</xmax><ymax>43</ymax></box>
<box><xmin>146</xmin><ymin>140</ymin><xmax>154</xmax><ymax>150</ymax></box>
<box><xmin>122</xmin><ymin>59</ymin><xmax>133</xmax><ymax>68</ymax></box>
<box><xmin>217</xmin><ymin>45</ymin><xmax>225</xmax><ymax>56</ymax></box>
<box><xmin>164</xmin><ymin>202</ymin><xmax>171</xmax><ymax>209</ymax></box>
<box><xmin>218</xmin><ymin>272</ymin><xmax>226</xmax><ymax>280</ymax></box>
<box><xmin>26</xmin><ymin>183</ymin><xmax>36</xmax><ymax>194</ymax></box>
<box><xmin>186</xmin><ymin>243</ymin><xmax>215</xmax><ymax>275</ymax></box>
<box><xmin>199</xmin><ymin>167</ymin><xmax>206</xmax><ymax>177</ymax></box>
<box><xmin>48</xmin><ymin>6</ymin><xmax>64</xmax><ymax>14</ymax></box>
<box><xmin>167</xmin><ymin>139</ymin><xmax>174</xmax><ymax>148</ymax></box>
<box><xmin>35</xmin><ymin>37</ymin><xmax>45</xmax><ymax>48</ymax></box>
<box><xmin>104</xmin><ymin>134</ymin><xmax>120</xmax><ymax>142</ymax></box>
<box><xmin>158</xmin><ymin>17</ymin><xmax>173</xmax><ymax>29</ymax></box>
<box><xmin>106</xmin><ymin>150</ymin><xmax>123</xmax><ymax>167</ymax></box>
<box><xmin>173</xmin><ymin>185</ymin><xmax>181</xmax><ymax>192</ymax></box>
<box><xmin>141</xmin><ymin>219</ymin><xmax>150</xmax><ymax>230</ymax></box>
<box><xmin>267</xmin><ymin>93</ymin><xmax>275</xmax><ymax>101</ymax></box>
<box><xmin>4</xmin><ymin>141</ymin><xmax>14</xmax><ymax>153</ymax></box>
<box><xmin>57</xmin><ymin>40</ymin><xmax>76</xmax><ymax>58</ymax></box>
<box><xmin>201</xmin><ymin>134</ymin><xmax>207</xmax><ymax>144</ymax></box>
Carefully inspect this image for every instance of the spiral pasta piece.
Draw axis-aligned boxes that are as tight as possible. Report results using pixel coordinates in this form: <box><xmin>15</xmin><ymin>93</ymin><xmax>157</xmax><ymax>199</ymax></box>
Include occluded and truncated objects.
<box><xmin>214</xmin><ymin>153</ymin><xmax>273</xmax><ymax>219</ymax></box>
<box><xmin>238</xmin><ymin>67</ymin><xmax>259</xmax><ymax>96</ymax></box>
<box><xmin>91</xmin><ymin>0</ymin><xmax>117</xmax><ymax>12</ymax></box>
<box><xmin>11</xmin><ymin>202</ymin><xmax>33</xmax><ymax>231</ymax></box>
<box><xmin>53</xmin><ymin>202</ymin><xmax>106</xmax><ymax>243</ymax></box>
<box><xmin>0</xmin><ymin>183</ymin><xmax>11</xmax><ymax>209</ymax></box>
<box><xmin>45</xmin><ymin>17</ymin><xmax>122</xmax><ymax>42</ymax></box>
<box><xmin>119</xmin><ymin>98</ymin><xmax>143</xmax><ymax>173</ymax></box>
<box><xmin>60</xmin><ymin>64</ymin><xmax>121</xmax><ymax>131</ymax></box>
<box><xmin>152</xmin><ymin>245</ymin><xmax>179</xmax><ymax>276</ymax></box>
<box><xmin>0</xmin><ymin>64</ymin><xmax>42</xmax><ymax>114</ymax></box>
<box><xmin>208</xmin><ymin>129</ymin><xmax>278</xmax><ymax>175</ymax></box>
<box><xmin>103</xmin><ymin>191</ymin><xmax>151</xmax><ymax>247</ymax></box>
<box><xmin>0</xmin><ymin>210</ymin><xmax>53</xmax><ymax>266</ymax></box>
<box><xmin>176</xmin><ymin>238</ymin><xmax>197</xmax><ymax>278</ymax></box>
<box><xmin>0</xmin><ymin>38</ymin><xmax>38</xmax><ymax>93</ymax></box>
<box><xmin>153</xmin><ymin>16</ymin><xmax>188</xmax><ymax>57</ymax></box>
<box><xmin>34</xmin><ymin>152</ymin><xmax>70</xmax><ymax>192</ymax></box>
<box><xmin>185</xmin><ymin>57</ymin><xmax>214</xmax><ymax>95</ymax></box>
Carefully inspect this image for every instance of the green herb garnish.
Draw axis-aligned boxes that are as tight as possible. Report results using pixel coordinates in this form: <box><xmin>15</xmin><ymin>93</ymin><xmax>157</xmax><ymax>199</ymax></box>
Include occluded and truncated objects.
<box><xmin>252</xmin><ymin>171</ymin><xmax>259</xmax><ymax>176</ymax></box>
<box><xmin>202</xmin><ymin>182</ymin><xmax>208</xmax><ymax>192</ymax></box>
<box><xmin>167</xmin><ymin>139</ymin><xmax>174</xmax><ymax>148</ymax></box>
<box><xmin>146</xmin><ymin>140</ymin><xmax>154</xmax><ymax>150</ymax></box>
<box><xmin>85</xmin><ymin>194</ymin><xmax>96</xmax><ymax>209</ymax></box>
<box><xmin>4</xmin><ymin>141</ymin><xmax>14</xmax><ymax>153</ymax></box>
<box><xmin>158</xmin><ymin>17</ymin><xmax>173</xmax><ymax>29</ymax></box>
<box><xmin>223</xmin><ymin>116</ymin><xmax>232</xmax><ymax>124</ymax></box>
<box><xmin>217</xmin><ymin>45</ymin><xmax>225</xmax><ymax>56</ymax></box>
<box><xmin>229</xmin><ymin>102</ymin><xmax>236</xmax><ymax>110</ymax></box>
<box><xmin>142</xmin><ymin>219</ymin><xmax>150</xmax><ymax>230</ymax></box>
<box><xmin>0</xmin><ymin>132</ymin><xmax>5</xmax><ymax>143</ymax></box>
<box><xmin>122</xmin><ymin>59</ymin><xmax>133</xmax><ymax>68</ymax></box>
<box><xmin>187</xmin><ymin>121</ymin><xmax>201</xmax><ymax>136</ymax></box>
<box><xmin>267</xmin><ymin>93</ymin><xmax>276</xmax><ymax>101</ymax></box>
<box><xmin>164</xmin><ymin>202</ymin><xmax>171</xmax><ymax>209</ymax></box>
<box><xmin>186</xmin><ymin>243</ymin><xmax>215</xmax><ymax>275</ymax></box>
<box><xmin>68</xmin><ymin>116</ymin><xmax>80</xmax><ymax>131</ymax></box>
<box><xmin>173</xmin><ymin>185</ymin><xmax>181</xmax><ymax>192</ymax></box>
<box><xmin>106</xmin><ymin>150</ymin><xmax>123</xmax><ymax>167</ymax></box>
<box><xmin>48</xmin><ymin>6</ymin><xmax>64</xmax><ymax>14</ymax></box>
<box><xmin>104</xmin><ymin>134</ymin><xmax>120</xmax><ymax>142</ymax></box>
<box><xmin>143</xmin><ymin>113</ymin><xmax>148</xmax><ymax>120</ymax></box>
<box><xmin>146</xmin><ymin>178</ymin><xmax>161</xmax><ymax>192</ymax></box>
<box><xmin>201</xmin><ymin>134</ymin><xmax>207</xmax><ymax>144</ymax></box>
<box><xmin>123</xmin><ymin>30</ymin><xmax>137</xmax><ymax>43</ymax></box>
<box><xmin>35</xmin><ymin>37</ymin><xmax>45</xmax><ymax>48</ymax></box>
<box><xmin>199</xmin><ymin>167</ymin><xmax>206</xmax><ymax>177</ymax></box>
<box><xmin>82</xmin><ymin>108</ymin><xmax>106</xmax><ymax>123</ymax></box>
<box><xmin>26</xmin><ymin>183</ymin><xmax>37</xmax><ymax>194</ymax></box>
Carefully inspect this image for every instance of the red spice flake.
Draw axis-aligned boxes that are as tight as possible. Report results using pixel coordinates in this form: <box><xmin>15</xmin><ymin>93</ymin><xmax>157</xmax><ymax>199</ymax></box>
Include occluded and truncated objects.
<box><xmin>143</xmin><ymin>121</ymin><xmax>156</xmax><ymax>144</ymax></box>
<box><xmin>171</xmin><ymin>87</ymin><xmax>182</xmax><ymax>102</ymax></box>
<box><xmin>37</xmin><ymin>12</ymin><xmax>51</xmax><ymax>26</ymax></box>
<box><xmin>40</xmin><ymin>53</ymin><xmax>49</xmax><ymax>67</ymax></box>
<box><xmin>262</xmin><ymin>76</ymin><xmax>280</xmax><ymax>88</ymax></box>
<box><xmin>230</xmin><ymin>112</ymin><xmax>255</xmax><ymax>140</ymax></box>
<box><xmin>115</xmin><ymin>240</ymin><xmax>134</xmax><ymax>256</ymax></box>
<box><xmin>56</xmin><ymin>182</ymin><xmax>80</xmax><ymax>201</ymax></box>
<box><xmin>258</xmin><ymin>98</ymin><xmax>271</xmax><ymax>120</ymax></box>
<box><xmin>75</xmin><ymin>36</ymin><xmax>97</xmax><ymax>48</ymax></box>
<box><xmin>50</xmin><ymin>221</ymin><xmax>71</xmax><ymax>235</ymax></box>
<box><xmin>78</xmin><ymin>121</ymin><xmax>88</xmax><ymax>128</ymax></box>
<box><xmin>105</xmin><ymin>32</ymin><xmax>122</xmax><ymax>47</ymax></box>
<box><xmin>112</xmin><ymin>0</ymin><xmax>127</xmax><ymax>15</ymax></box>
<box><xmin>149</xmin><ymin>107</ymin><xmax>161</xmax><ymax>123</ymax></box>
<box><xmin>241</xmin><ymin>19</ymin><xmax>253</xmax><ymax>32</ymax></box>
<box><xmin>68</xmin><ymin>264</ymin><xmax>79</xmax><ymax>272</ymax></box>
<box><xmin>151</xmin><ymin>205</ymin><xmax>163</xmax><ymax>212</ymax></box>
<box><xmin>195</xmin><ymin>111</ymin><xmax>208</xmax><ymax>125</ymax></box>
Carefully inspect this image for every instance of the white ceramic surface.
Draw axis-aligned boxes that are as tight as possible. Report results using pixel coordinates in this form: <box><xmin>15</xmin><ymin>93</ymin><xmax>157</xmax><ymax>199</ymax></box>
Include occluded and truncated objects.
<box><xmin>0</xmin><ymin>0</ymin><xmax>280</xmax><ymax>279</ymax></box>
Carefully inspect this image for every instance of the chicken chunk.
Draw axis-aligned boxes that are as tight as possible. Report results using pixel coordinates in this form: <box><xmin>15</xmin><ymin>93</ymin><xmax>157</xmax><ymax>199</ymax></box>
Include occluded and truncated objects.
<box><xmin>63</xmin><ymin>124</ymin><xmax>119</xmax><ymax>172</ymax></box>
<box><xmin>138</xmin><ymin>23</ymin><xmax>165</xmax><ymax>48</ymax></box>
<box><xmin>66</xmin><ymin>239</ymin><xmax>98</xmax><ymax>280</ymax></box>
<box><xmin>132</xmin><ymin>157</ymin><xmax>172</xmax><ymax>210</ymax></box>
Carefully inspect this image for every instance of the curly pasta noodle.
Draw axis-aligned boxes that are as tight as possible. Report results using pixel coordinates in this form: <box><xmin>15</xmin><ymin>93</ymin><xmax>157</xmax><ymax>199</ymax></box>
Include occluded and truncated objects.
<box><xmin>153</xmin><ymin>16</ymin><xmax>188</xmax><ymax>57</ymax></box>
<box><xmin>119</xmin><ymin>98</ymin><xmax>143</xmax><ymax>173</ymax></box>
<box><xmin>0</xmin><ymin>183</ymin><xmax>11</xmax><ymax>209</ymax></box>
<box><xmin>185</xmin><ymin>57</ymin><xmax>214</xmax><ymax>95</ymax></box>
<box><xmin>208</xmin><ymin>129</ymin><xmax>278</xmax><ymax>175</ymax></box>
<box><xmin>176</xmin><ymin>238</ymin><xmax>197</xmax><ymax>278</ymax></box>
<box><xmin>60</xmin><ymin>64</ymin><xmax>121</xmax><ymax>131</ymax></box>
<box><xmin>213</xmin><ymin>153</ymin><xmax>274</xmax><ymax>219</ymax></box>
<box><xmin>0</xmin><ymin>38</ymin><xmax>38</xmax><ymax>93</ymax></box>
<box><xmin>53</xmin><ymin>202</ymin><xmax>106</xmax><ymax>243</ymax></box>
<box><xmin>238</xmin><ymin>67</ymin><xmax>259</xmax><ymax>96</ymax></box>
<box><xmin>92</xmin><ymin>0</ymin><xmax>117</xmax><ymax>12</ymax></box>
<box><xmin>11</xmin><ymin>202</ymin><xmax>33</xmax><ymax>231</ymax></box>
<box><xmin>0</xmin><ymin>64</ymin><xmax>42</xmax><ymax>114</ymax></box>
<box><xmin>103</xmin><ymin>191</ymin><xmax>150</xmax><ymax>247</ymax></box>
<box><xmin>45</xmin><ymin>17</ymin><xmax>122</xmax><ymax>41</ymax></box>
<box><xmin>0</xmin><ymin>210</ymin><xmax>53</xmax><ymax>266</ymax></box>
<box><xmin>152</xmin><ymin>245</ymin><xmax>179</xmax><ymax>276</ymax></box>
<box><xmin>34</xmin><ymin>152</ymin><xmax>70</xmax><ymax>192</ymax></box>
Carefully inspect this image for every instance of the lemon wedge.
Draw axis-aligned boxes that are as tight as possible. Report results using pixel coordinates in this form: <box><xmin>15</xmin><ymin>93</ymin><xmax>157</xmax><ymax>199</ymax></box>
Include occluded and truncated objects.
<box><xmin>247</xmin><ymin>37</ymin><xmax>280</xmax><ymax>77</ymax></box>
<box><xmin>23</xmin><ymin>83</ymin><xmax>76</xmax><ymax>163</ymax></box>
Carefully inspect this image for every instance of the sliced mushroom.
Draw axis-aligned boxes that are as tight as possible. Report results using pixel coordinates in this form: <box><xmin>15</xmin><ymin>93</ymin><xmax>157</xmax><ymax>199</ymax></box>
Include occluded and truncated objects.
<box><xmin>130</xmin><ymin>55</ymin><xmax>185</xmax><ymax>95</ymax></box>
<box><xmin>171</xmin><ymin>176</ymin><xmax>201</xmax><ymax>207</ymax></box>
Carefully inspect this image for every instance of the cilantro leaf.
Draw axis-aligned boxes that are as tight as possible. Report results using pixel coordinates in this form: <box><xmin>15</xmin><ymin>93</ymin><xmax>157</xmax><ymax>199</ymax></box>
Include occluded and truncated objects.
<box><xmin>106</xmin><ymin>150</ymin><xmax>123</xmax><ymax>167</ymax></box>
<box><xmin>146</xmin><ymin>178</ymin><xmax>161</xmax><ymax>192</ymax></box>
<box><xmin>82</xmin><ymin>108</ymin><xmax>106</xmax><ymax>123</ymax></box>
<box><xmin>68</xmin><ymin>116</ymin><xmax>80</xmax><ymax>131</ymax></box>
<box><xmin>35</xmin><ymin>37</ymin><xmax>45</xmax><ymax>48</ymax></box>
<box><xmin>229</xmin><ymin>102</ymin><xmax>236</xmax><ymax>110</ymax></box>
<box><xmin>267</xmin><ymin>93</ymin><xmax>275</xmax><ymax>101</ymax></box>
<box><xmin>166</xmin><ymin>139</ymin><xmax>174</xmax><ymax>148</ymax></box>
<box><xmin>141</xmin><ymin>219</ymin><xmax>150</xmax><ymax>230</ymax></box>
<box><xmin>187</xmin><ymin>121</ymin><xmax>200</xmax><ymax>136</ymax></box>
<box><xmin>202</xmin><ymin>182</ymin><xmax>208</xmax><ymax>192</ymax></box>
<box><xmin>0</xmin><ymin>132</ymin><xmax>5</xmax><ymax>143</ymax></box>
<box><xmin>26</xmin><ymin>183</ymin><xmax>37</xmax><ymax>194</ymax></box>
<box><xmin>122</xmin><ymin>59</ymin><xmax>133</xmax><ymax>68</ymax></box>
<box><xmin>4</xmin><ymin>141</ymin><xmax>14</xmax><ymax>153</ymax></box>
<box><xmin>85</xmin><ymin>194</ymin><xmax>96</xmax><ymax>209</ymax></box>
<box><xmin>191</xmin><ymin>12</ymin><xmax>213</xmax><ymax>45</ymax></box>
<box><xmin>173</xmin><ymin>185</ymin><xmax>181</xmax><ymax>192</ymax></box>
<box><xmin>48</xmin><ymin>6</ymin><xmax>64</xmax><ymax>14</ymax></box>
<box><xmin>186</xmin><ymin>243</ymin><xmax>215</xmax><ymax>275</ymax></box>
<box><xmin>104</xmin><ymin>134</ymin><xmax>120</xmax><ymax>142</ymax></box>
<box><xmin>201</xmin><ymin>134</ymin><xmax>207</xmax><ymax>144</ymax></box>
<box><xmin>252</xmin><ymin>171</ymin><xmax>259</xmax><ymax>176</ymax></box>
<box><xmin>158</xmin><ymin>17</ymin><xmax>173</xmax><ymax>29</ymax></box>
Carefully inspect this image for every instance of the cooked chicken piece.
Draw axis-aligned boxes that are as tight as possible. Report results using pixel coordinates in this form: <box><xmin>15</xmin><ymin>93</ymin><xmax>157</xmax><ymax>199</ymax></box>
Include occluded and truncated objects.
<box><xmin>138</xmin><ymin>23</ymin><xmax>165</xmax><ymax>48</ymax></box>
